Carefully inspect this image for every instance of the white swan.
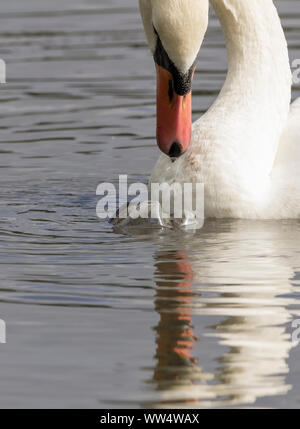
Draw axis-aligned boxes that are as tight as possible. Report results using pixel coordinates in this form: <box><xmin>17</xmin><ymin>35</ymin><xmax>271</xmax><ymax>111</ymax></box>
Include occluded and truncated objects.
<box><xmin>139</xmin><ymin>0</ymin><xmax>300</xmax><ymax>219</ymax></box>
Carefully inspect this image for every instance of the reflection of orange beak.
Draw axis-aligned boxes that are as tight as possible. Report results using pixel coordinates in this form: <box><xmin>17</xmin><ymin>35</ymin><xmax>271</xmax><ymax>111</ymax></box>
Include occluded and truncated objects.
<box><xmin>156</xmin><ymin>64</ymin><xmax>193</xmax><ymax>158</ymax></box>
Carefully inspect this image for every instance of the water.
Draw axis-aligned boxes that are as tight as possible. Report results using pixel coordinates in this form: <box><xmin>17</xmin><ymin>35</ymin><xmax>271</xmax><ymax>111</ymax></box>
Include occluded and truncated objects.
<box><xmin>0</xmin><ymin>0</ymin><xmax>300</xmax><ymax>409</ymax></box>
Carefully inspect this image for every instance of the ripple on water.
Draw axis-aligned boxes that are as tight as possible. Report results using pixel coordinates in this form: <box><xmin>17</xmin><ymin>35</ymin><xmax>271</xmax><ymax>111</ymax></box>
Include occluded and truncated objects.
<box><xmin>0</xmin><ymin>0</ymin><xmax>300</xmax><ymax>409</ymax></box>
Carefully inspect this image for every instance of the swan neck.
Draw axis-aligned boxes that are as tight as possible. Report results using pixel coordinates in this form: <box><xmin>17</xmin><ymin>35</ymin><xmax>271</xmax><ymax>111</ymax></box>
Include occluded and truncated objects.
<box><xmin>202</xmin><ymin>0</ymin><xmax>292</xmax><ymax>175</ymax></box>
<box><xmin>210</xmin><ymin>0</ymin><xmax>290</xmax><ymax>76</ymax></box>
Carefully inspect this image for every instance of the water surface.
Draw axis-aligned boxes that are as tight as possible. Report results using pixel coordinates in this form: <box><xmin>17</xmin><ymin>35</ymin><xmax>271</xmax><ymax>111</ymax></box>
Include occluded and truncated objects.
<box><xmin>0</xmin><ymin>0</ymin><xmax>300</xmax><ymax>409</ymax></box>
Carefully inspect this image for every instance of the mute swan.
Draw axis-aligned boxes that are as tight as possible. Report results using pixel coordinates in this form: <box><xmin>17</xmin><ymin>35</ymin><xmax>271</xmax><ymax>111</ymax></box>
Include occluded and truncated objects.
<box><xmin>139</xmin><ymin>0</ymin><xmax>300</xmax><ymax>219</ymax></box>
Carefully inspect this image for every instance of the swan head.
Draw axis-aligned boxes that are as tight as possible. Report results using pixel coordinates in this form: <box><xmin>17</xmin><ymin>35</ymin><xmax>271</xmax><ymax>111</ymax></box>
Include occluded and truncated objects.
<box><xmin>139</xmin><ymin>0</ymin><xmax>209</xmax><ymax>158</ymax></box>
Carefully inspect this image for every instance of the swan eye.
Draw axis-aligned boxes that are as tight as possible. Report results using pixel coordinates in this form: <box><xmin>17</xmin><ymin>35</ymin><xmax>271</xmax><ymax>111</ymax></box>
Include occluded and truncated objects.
<box><xmin>153</xmin><ymin>26</ymin><xmax>195</xmax><ymax>96</ymax></box>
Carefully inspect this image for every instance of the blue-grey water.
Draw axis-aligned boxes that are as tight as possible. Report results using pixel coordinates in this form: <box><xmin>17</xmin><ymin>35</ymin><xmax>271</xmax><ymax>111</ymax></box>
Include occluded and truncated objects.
<box><xmin>0</xmin><ymin>0</ymin><xmax>300</xmax><ymax>409</ymax></box>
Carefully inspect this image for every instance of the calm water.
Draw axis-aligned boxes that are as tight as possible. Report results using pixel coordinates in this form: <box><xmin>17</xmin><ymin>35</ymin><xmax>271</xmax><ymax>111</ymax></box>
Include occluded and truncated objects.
<box><xmin>0</xmin><ymin>0</ymin><xmax>300</xmax><ymax>409</ymax></box>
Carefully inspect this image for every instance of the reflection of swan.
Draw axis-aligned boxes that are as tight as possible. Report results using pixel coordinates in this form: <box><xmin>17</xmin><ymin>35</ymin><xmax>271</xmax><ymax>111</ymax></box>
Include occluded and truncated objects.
<box><xmin>139</xmin><ymin>0</ymin><xmax>300</xmax><ymax>218</ymax></box>
<box><xmin>151</xmin><ymin>252</ymin><xmax>213</xmax><ymax>406</ymax></box>
<box><xmin>144</xmin><ymin>221</ymin><xmax>299</xmax><ymax>408</ymax></box>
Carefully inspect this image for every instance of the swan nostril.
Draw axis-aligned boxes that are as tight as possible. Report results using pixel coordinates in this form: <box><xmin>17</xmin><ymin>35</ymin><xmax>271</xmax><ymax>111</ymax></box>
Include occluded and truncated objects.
<box><xmin>168</xmin><ymin>141</ymin><xmax>182</xmax><ymax>159</ymax></box>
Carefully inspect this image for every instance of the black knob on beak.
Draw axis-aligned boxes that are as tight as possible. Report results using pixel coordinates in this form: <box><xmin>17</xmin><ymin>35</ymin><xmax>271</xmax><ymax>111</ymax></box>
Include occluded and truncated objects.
<box><xmin>168</xmin><ymin>141</ymin><xmax>183</xmax><ymax>159</ymax></box>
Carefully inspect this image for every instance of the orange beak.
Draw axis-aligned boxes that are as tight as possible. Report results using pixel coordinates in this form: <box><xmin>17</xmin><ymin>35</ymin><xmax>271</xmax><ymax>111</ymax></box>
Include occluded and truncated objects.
<box><xmin>156</xmin><ymin>64</ymin><xmax>193</xmax><ymax>158</ymax></box>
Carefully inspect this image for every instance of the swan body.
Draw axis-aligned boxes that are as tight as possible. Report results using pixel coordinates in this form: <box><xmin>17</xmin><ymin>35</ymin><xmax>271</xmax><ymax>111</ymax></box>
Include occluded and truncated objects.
<box><xmin>143</xmin><ymin>0</ymin><xmax>300</xmax><ymax>219</ymax></box>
